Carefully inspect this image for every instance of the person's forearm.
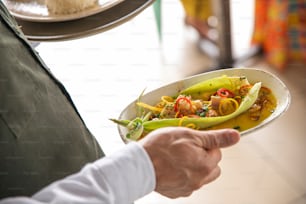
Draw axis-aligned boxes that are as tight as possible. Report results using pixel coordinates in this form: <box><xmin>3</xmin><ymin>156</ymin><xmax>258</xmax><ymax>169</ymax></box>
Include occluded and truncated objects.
<box><xmin>0</xmin><ymin>142</ymin><xmax>156</xmax><ymax>204</ymax></box>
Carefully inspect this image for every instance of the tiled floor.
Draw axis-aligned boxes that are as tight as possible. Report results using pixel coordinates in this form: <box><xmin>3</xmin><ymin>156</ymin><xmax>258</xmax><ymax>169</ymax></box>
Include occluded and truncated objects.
<box><xmin>35</xmin><ymin>1</ymin><xmax>305</xmax><ymax>203</ymax></box>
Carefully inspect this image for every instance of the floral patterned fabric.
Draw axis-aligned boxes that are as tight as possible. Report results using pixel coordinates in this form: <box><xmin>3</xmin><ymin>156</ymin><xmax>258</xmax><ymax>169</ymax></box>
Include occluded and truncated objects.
<box><xmin>251</xmin><ymin>0</ymin><xmax>306</xmax><ymax>70</ymax></box>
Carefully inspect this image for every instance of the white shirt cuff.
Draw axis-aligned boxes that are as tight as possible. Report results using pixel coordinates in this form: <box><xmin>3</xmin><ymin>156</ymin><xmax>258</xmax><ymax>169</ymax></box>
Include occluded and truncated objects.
<box><xmin>94</xmin><ymin>141</ymin><xmax>156</xmax><ymax>203</ymax></box>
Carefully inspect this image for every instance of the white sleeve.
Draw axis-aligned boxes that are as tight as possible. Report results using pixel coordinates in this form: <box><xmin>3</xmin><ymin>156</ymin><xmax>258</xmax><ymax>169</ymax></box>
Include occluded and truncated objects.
<box><xmin>0</xmin><ymin>142</ymin><xmax>156</xmax><ymax>204</ymax></box>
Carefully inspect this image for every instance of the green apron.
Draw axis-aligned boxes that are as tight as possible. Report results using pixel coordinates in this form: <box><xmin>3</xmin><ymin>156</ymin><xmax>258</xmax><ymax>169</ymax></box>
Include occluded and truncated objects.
<box><xmin>0</xmin><ymin>2</ymin><xmax>104</xmax><ymax>198</ymax></box>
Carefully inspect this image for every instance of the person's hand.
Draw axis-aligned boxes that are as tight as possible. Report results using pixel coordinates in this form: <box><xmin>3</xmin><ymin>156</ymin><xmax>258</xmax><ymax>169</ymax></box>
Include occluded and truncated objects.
<box><xmin>139</xmin><ymin>127</ymin><xmax>240</xmax><ymax>198</ymax></box>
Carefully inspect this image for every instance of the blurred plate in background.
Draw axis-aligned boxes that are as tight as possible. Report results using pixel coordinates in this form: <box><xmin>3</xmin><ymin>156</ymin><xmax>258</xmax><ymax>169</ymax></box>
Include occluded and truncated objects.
<box><xmin>3</xmin><ymin>0</ymin><xmax>124</xmax><ymax>22</ymax></box>
<box><xmin>8</xmin><ymin>0</ymin><xmax>154</xmax><ymax>41</ymax></box>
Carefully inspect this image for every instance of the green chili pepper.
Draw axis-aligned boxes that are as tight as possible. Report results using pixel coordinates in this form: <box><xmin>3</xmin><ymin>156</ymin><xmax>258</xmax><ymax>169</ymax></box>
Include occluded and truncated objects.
<box><xmin>180</xmin><ymin>75</ymin><xmax>249</xmax><ymax>97</ymax></box>
<box><xmin>110</xmin><ymin>111</ymin><xmax>152</xmax><ymax>140</ymax></box>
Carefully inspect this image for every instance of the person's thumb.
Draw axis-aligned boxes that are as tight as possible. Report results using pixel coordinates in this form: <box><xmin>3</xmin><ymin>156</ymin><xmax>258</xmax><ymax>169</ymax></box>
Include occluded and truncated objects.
<box><xmin>198</xmin><ymin>129</ymin><xmax>240</xmax><ymax>149</ymax></box>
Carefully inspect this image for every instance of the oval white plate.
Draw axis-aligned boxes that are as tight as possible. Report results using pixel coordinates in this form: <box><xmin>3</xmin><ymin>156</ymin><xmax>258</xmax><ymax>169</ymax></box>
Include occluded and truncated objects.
<box><xmin>117</xmin><ymin>68</ymin><xmax>291</xmax><ymax>142</ymax></box>
<box><xmin>3</xmin><ymin>0</ymin><xmax>124</xmax><ymax>22</ymax></box>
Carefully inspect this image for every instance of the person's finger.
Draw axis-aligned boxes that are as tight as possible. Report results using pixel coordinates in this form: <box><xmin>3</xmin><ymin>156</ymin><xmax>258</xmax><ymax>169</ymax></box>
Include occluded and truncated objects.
<box><xmin>199</xmin><ymin>165</ymin><xmax>221</xmax><ymax>186</ymax></box>
<box><xmin>194</xmin><ymin>148</ymin><xmax>222</xmax><ymax>176</ymax></box>
<box><xmin>203</xmin><ymin>148</ymin><xmax>222</xmax><ymax>169</ymax></box>
<box><xmin>197</xmin><ymin>129</ymin><xmax>240</xmax><ymax>149</ymax></box>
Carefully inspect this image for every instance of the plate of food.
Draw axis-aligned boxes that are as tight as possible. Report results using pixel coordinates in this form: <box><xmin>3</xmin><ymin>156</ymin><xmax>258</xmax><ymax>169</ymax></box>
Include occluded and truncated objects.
<box><xmin>3</xmin><ymin>0</ymin><xmax>124</xmax><ymax>22</ymax></box>
<box><xmin>110</xmin><ymin>68</ymin><xmax>291</xmax><ymax>143</ymax></box>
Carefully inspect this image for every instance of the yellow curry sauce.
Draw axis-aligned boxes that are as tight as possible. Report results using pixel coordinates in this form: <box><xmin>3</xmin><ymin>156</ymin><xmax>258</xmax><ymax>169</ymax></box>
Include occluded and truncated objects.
<box><xmin>206</xmin><ymin>86</ymin><xmax>277</xmax><ymax>131</ymax></box>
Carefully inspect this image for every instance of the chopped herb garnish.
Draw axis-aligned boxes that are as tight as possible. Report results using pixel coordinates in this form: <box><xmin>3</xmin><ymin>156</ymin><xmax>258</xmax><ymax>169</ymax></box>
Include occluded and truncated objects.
<box><xmin>233</xmin><ymin>126</ymin><xmax>240</xmax><ymax>130</ymax></box>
